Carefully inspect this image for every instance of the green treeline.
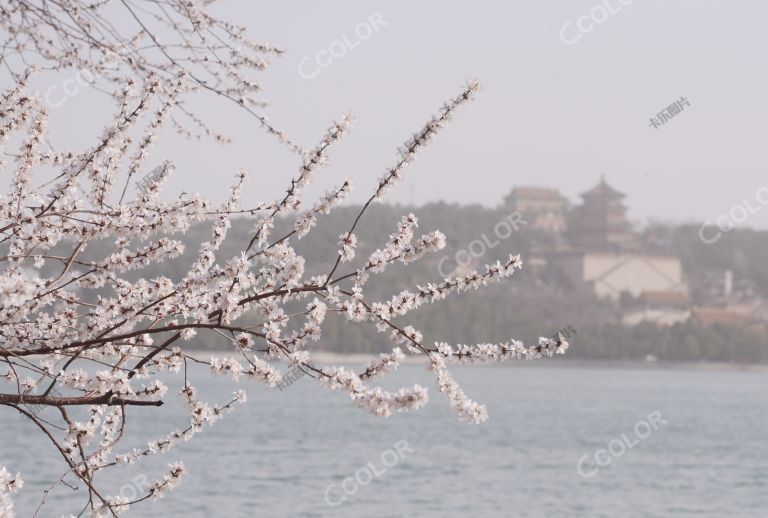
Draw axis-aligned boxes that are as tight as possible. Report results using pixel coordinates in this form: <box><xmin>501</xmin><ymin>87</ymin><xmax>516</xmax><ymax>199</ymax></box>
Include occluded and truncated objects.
<box><xmin>77</xmin><ymin>202</ymin><xmax>768</xmax><ymax>362</ymax></box>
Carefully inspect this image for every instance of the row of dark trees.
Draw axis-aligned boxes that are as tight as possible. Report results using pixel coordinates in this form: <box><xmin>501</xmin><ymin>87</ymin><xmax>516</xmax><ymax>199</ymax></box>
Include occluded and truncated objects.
<box><xmin>74</xmin><ymin>202</ymin><xmax>768</xmax><ymax>362</ymax></box>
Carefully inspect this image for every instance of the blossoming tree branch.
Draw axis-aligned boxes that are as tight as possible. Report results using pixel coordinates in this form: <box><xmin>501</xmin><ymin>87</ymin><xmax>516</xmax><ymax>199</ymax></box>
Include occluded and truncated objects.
<box><xmin>0</xmin><ymin>1</ymin><xmax>569</xmax><ymax>515</ymax></box>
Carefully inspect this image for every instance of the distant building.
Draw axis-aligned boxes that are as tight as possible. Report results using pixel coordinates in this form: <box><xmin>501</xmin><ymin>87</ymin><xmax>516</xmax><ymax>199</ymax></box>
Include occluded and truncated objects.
<box><xmin>554</xmin><ymin>251</ymin><xmax>688</xmax><ymax>301</ymax></box>
<box><xmin>566</xmin><ymin>176</ymin><xmax>636</xmax><ymax>250</ymax></box>
<box><xmin>622</xmin><ymin>291</ymin><xmax>691</xmax><ymax>327</ymax></box>
<box><xmin>505</xmin><ymin>177</ymin><xmax>691</xmax><ymax>307</ymax></box>
<box><xmin>504</xmin><ymin>187</ymin><xmax>568</xmax><ymax>232</ymax></box>
<box><xmin>550</xmin><ymin>177</ymin><xmax>688</xmax><ymax>302</ymax></box>
<box><xmin>637</xmin><ymin>291</ymin><xmax>690</xmax><ymax>308</ymax></box>
<box><xmin>623</xmin><ymin>308</ymin><xmax>691</xmax><ymax>327</ymax></box>
<box><xmin>690</xmin><ymin>307</ymin><xmax>756</xmax><ymax>327</ymax></box>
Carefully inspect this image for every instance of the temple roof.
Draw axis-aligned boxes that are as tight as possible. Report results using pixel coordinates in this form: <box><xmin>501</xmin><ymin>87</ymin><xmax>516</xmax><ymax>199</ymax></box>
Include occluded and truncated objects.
<box><xmin>580</xmin><ymin>176</ymin><xmax>625</xmax><ymax>200</ymax></box>
<box><xmin>507</xmin><ymin>187</ymin><xmax>567</xmax><ymax>200</ymax></box>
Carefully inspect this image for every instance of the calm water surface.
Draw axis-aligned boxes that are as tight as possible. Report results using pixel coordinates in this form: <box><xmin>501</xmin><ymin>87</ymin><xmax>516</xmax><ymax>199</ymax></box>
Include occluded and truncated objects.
<box><xmin>2</xmin><ymin>364</ymin><xmax>766</xmax><ymax>517</ymax></box>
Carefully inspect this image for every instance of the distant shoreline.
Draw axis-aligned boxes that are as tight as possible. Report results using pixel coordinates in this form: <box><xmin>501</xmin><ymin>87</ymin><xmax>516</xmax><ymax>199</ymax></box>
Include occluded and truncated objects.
<box><xmin>184</xmin><ymin>350</ymin><xmax>768</xmax><ymax>373</ymax></box>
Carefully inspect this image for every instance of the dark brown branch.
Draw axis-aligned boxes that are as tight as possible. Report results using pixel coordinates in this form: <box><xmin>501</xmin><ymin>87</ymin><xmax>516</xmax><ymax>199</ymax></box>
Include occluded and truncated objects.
<box><xmin>0</xmin><ymin>393</ymin><xmax>163</xmax><ymax>406</ymax></box>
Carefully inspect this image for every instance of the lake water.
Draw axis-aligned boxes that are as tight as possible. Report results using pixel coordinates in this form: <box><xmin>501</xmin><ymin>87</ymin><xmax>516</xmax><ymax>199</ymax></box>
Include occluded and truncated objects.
<box><xmin>2</xmin><ymin>363</ymin><xmax>767</xmax><ymax>517</ymax></box>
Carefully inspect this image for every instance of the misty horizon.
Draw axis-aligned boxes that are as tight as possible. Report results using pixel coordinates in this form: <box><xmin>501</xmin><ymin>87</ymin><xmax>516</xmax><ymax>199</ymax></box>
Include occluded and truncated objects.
<box><xmin>15</xmin><ymin>0</ymin><xmax>768</xmax><ymax>229</ymax></box>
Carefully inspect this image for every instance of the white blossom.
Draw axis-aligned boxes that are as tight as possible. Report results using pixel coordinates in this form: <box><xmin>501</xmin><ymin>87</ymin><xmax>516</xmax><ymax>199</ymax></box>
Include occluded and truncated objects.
<box><xmin>0</xmin><ymin>39</ymin><xmax>562</xmax><ymax>515</ymax></box>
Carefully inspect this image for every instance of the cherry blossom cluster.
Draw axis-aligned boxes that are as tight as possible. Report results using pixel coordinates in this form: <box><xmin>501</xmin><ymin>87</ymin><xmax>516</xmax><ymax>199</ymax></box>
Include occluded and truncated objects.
<box><xmin>0</xmin><ymin>70</ymin><xmax>566</xmax><ymax>518</ymax></box>
<box><xmin>0</xmin><ymin>0</ymin><xmax>302</xmax><ymax>151</ymax></box>
<box><xmin>0</xmin><ymin>467</ymin><xmax>23</xmax><ymax>516</ymax></box>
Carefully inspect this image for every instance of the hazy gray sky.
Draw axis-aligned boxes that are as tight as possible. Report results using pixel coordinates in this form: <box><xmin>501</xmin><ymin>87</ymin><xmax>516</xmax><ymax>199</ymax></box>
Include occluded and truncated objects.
<box><xmin>24</xmin><ymin>0</ymin><xmax>768</xmax><ymax>228</ymax></box>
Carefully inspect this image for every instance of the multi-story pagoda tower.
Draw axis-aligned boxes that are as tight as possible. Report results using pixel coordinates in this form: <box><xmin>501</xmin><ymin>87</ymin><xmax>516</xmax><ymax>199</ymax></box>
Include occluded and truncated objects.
<box><xmin>567</xmin><ymin>176</ymin><xmax>636</xmax><ymax>250</ymax></box>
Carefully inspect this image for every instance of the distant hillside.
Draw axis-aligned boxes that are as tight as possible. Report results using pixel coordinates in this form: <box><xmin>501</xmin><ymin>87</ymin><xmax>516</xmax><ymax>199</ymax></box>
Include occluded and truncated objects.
<box><xmin>75</xmin><ymin>203</ymin><xmax>768</xmax><ymax>362</ymax></box>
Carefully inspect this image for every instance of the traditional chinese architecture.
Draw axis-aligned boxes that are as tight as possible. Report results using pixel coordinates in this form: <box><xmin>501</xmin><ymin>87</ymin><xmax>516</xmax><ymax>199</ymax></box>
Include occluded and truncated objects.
<box><xmin>623</xmin><ymin>307</ymin><xmax>691</xmax><ymax>327</ymax></box>
<box><xmin>551</xmin><ymin>177</ymin><xmax>689</xmax><ymax>303</ymax></box>
<box><xmin>503</xmin><ymin>186</ymin><xmax>568</xmax><ymax>232</ymax></box>
<box><xmin>553</xmin><ymin>251</ymin><xmax>688</xmax><ymax>301</ymax></box>
<box><xmin>566</xmin><ymin>176</ymin><xmax>636</xmax><ymax>250</ymax></box>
